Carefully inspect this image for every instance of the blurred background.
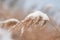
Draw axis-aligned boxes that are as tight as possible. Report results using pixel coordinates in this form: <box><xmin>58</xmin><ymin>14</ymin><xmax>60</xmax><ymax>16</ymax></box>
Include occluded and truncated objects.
<box><xmin>0</xmin><ymin>0</ymin><xmax>60</xmax><ymax>25</ymax></box>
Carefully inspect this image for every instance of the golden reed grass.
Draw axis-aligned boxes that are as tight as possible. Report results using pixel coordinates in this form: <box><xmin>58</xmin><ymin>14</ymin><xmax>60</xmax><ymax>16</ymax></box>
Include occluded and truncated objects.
<box><xmin>0</xmin><ymin>11</ymin><xmax>60</xmax><ymax>40</ymax></box>
<box><xmin>9</xmin><ymin>11</ymin><xmax>59</xmax><ymax>40</ymax></box>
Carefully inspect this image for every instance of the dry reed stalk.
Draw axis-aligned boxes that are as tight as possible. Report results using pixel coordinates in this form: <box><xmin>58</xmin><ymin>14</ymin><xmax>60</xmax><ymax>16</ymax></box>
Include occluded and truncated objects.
<box><xmin>19</xmin><ymin>17</ymin><xmax>60</xmax><ymax>40</ymax></box>
<box><xmin>0</xmin><ymin>18</ymin><xmax>20</xmax><ymax>30</ymax></box>
<box><xmin>8</xmin><ymin>11</ymin><xmax>50</xmax><ymax>40</ymax></box>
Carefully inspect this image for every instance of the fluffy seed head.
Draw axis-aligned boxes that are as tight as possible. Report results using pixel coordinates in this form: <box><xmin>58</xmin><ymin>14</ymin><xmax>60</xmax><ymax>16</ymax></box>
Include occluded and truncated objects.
<box><xmin>26</xmin><ymin>11</ymin><xmax>49</xmax><ymax>21</ymax></box>
<box><xmin>22</xmin><ymin>11</ymin><xmax>49</xmax><ymax>26</ymax></box>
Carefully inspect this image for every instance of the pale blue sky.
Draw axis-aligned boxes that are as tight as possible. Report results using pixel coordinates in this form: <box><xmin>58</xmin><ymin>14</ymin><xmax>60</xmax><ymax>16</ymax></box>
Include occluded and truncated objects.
<box><xmin>23</xmin><ymin>0</ymin><xmax>60</xmax><ymax>11</ymax></box>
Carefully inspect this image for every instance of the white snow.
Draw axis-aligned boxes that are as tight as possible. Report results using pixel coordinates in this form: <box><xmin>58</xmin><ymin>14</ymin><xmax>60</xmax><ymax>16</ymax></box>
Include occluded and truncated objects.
<box><xmin>0</xmin><ymin>28</ymin><xmax>12</xmax><ymax>40</ymax></box>
<box><xmin>26</xmin><ymin>10</ymin><xmax>49</xmax><ymax>20</ymax></box>
<box><xmin>3</xmin><ymin>18</ymin><xmax>20</xmax><ymax>23</ymax></box>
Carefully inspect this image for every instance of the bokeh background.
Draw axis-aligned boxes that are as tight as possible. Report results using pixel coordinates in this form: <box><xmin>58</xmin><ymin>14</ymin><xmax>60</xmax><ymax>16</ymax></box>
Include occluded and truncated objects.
<box><xmin>0</xmin><ymin>0</ymin><xmax>60</xmax><ymax>25</ymax></box>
